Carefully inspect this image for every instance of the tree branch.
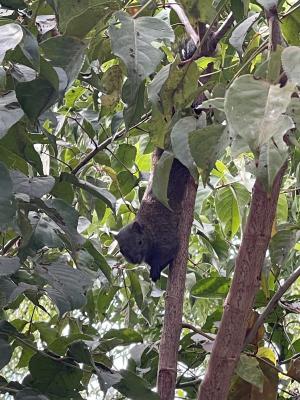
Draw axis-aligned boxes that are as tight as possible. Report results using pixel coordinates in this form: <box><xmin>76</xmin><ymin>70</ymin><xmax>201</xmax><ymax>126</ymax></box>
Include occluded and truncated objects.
<box><xmin>156</xmin><ymin>10</ymin><xmax>235</xmax><ymax>400</ymax></box>
<box><xmin>245</xmin><ymin>266</ymin><xmax>300</xmax><ymax>345</ymax></box>
<box><xmin>198</xmin><ymin>5</ymin><xmax>285</xmax><ymax>398</ymax></box>
<box><xmin>71</xmin><ymin>112</ymin><xmax>151</xmax><ymax>175</ymax></box>
<box><xmin>198</xmin><ymin>164</ymin><xmax>287</xmax><ymax>400</ymax></box>
<box><xmin>167</xmin><ymin>0</ymin><xmax>198</xmax><ymax>44</ymax></box>
<box><xmin>157</xmin><ymin>175</ymin><xmax>198</xmax><ymax>400</ymax></box>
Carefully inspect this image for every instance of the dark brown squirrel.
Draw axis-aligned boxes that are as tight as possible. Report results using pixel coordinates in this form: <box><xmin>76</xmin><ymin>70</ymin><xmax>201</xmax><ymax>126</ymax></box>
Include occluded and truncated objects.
<box><xmin>115</xmin><ymin>148</ymin><xmax>190</xmax><ymax>282</ymax></box>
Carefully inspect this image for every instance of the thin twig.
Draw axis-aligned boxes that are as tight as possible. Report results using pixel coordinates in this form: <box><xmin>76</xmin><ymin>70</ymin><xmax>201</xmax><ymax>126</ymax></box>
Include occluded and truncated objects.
<box><xmin>71</xmin><ymin>112</ymin><xmax>151</xmax><ymax>175</ymax></box>
<box><xmin>182</xmin><ymin>322</ymin><xmax>215</xmax><ymax>341</ymax></box>
<box><xmin>245</xmin><ymin>266</ymin><xmax>300</xmax><ymax>345</ymax></box>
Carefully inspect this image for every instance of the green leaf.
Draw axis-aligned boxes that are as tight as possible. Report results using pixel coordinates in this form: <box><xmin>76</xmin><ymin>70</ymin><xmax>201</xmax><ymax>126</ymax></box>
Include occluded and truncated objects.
<box><xmin>128</xmin><ymin>270</ymin><xmax>144</xmax><ymax>310</ymax></box>
<box><xmin>229</xmin><ymin>13</ymin><xmax>260</xmax><ymax>55</ymax></box>
<box><xmin>109</xmin><ymin>12</ymin><xmax>174</xmax><ymax>83</ymax></box>
<box><xmin>103</xmin><ymin>328</ymin><xmax>143</xmax><ymax>345</ymax></box>
<box><xmin>84</xmin><ymin>240</ymin><xmax>112</xmax><ymax>282</ymax></box>
<box><xmin>276</xmin><ymin>193</ymin><xmax>288</xmax><ymax>223</ymax></box>
<box><xmin>0</xmin><ymin>338</ymin><xmax>12</xmax><ymax>369</ymax></box>
<box><xmin>15</xmin><ymin>389</ymin><xmax>50</xmax><ymax>400</ymax></box>
<box><xmin>16</xmin><ymin>78</ymin><xmax>57</xmax><ymax>122</ymax></box>
<box><xmin>231</xmin><ymin>0</ymin><xmax>250</xmax><ymax>21</ymax></box>
<box><xmin>189</xmin><ymin>124</ymin><xmax>228</xmax><ymax>182</ymax></box>
<box><xmin>158</xmin><ymin>59</ymin><xmax>199</xmax><ymax>118</ymax></box>
<box><xmin>0</xmin><ymin>162</ymin><xmax>16</xmax><ymax>229</ymax></box>
<box><xmin>255</xmin><ymin>127</ymin><xmax>290</xmax><ymax>189</ymax></box>
<box><xmin>0</xmin><ymin>91</ymin><xmax>24</xmax><ymax>138</ymax></box>
<box><xmin>113</xmin><ymin>370</ymin><xmax>159</xmax><ymax>400</ymax></box>
<box><xmin>68</xmin><ymin>341</ymin><xmax>93</xmax><ymax>365</ymax></box>
<box><xmin>0</xmin><ymin>23</ymin><xmax>23</xmax><ymax>62</ymax></box>
<box><xmin>56</xmin><ymin>0</ymin><xmax>119</xmax><ymax>38</ymax></box>
<box><xmin>62</xmin><ymin>173</ymin><xmax>116</xmax><ymax>210</ymax></box>
<box><xmin>117</xmin><ymin>171</ymin><xmax>138</xmax><ymax>196</ymax></box>
<box><xmin>215</xmin><ymin>186</ymin><xmax>240</xmax><ymax>238</ymax></box>
<box><xmin>270</xmin><ymin>225</ymin><xmax>298</xmax><ymax>267</ymax></box>
<box><xmin>37</xmin><ymin>262</ymin><xmax>93</xmax><ymax>315</ymax></box>
<box><xmin>18</xmin><ymin>214</ymin><xmax>64</xmax><ymax>261</ymax></box>
<box><xmin>282</xmin><ymin>7</ymin><xmax>300</xmax><ymax>45</ymax></box>
<box><xmin>0</xmin><ymin>256</ymin><xmax>21</xmax><ymax>276</ymax></box>
<box><xmin>40</xmin><ymin>36</ymin><xmax>87</xmax><ymax>88</ymax></box>
<box><xmin>10</xmin><ymin>171</ymin><xmax>55</xmax><ymax>198</ymax></box>
<box><xmin>152</xmin><ymin>151</ymin><xmax>174</xmax><ymax>209</ymax></box>
<box><xmin>282</xmin><ymin>46</ymin><xmax>300</xmax><ymax>85</ymax></box>
<box><xmin>201</xmin><ymin>97</ymin><xmax>225</xmax><ymax>111</ymax></box>
<box><xmin>109</xmin><ymin>12</ymin><xmax>174</xmax><ymax>126</ymax></box>
<box><xmin>191</xmin><ymin>277</ymin><xmax>231</xmax><ymax>298</ymax></box>
<box><xmin>0</xmin><ymin>277</ymin><xmax>17</xmax><ymax>307</ymax></box>
<box><xmin>29</xmin><ymin>352</ymin><xmax>83</xmax><ymax>397</ymax></box>
<box><xmin>96</xmin><ymin>286</ymin><xmax>120</xmax><ymax>321</ymax></box>
<box><xmin>112</xmin><ymin>144</ymin><xmax>137</xmax><ymax>172</ymax></box>
<box><xmin>225</xmin><ymin>75</ymin><xmax>295</xmax><ymax>151</ymax></box>
<box><xmin>236</xmin><ymin>354</ymin><xmax>264</xmax><ymax>391</ymax></box>
<box><xmin>19</xmin><ymin>26</ymin><xmax>40</xmax><ymax>71</ymax></box>
<box><xmin>171</xmin><ymin>116</ymin><xmax>202</xmax><ymax>179</ymax></box>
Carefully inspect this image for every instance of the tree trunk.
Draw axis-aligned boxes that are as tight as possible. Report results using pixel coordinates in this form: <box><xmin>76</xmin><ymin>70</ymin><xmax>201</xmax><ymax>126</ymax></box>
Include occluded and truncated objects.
<box><xmin>198</xmin><ymin>165</ymin><xmax>286</xmax><ymax>400</ymax></box>
<box><xmin>157</xmin><ymin>174</ymin><xmax>197</xmax><ymax>400</ymax></box>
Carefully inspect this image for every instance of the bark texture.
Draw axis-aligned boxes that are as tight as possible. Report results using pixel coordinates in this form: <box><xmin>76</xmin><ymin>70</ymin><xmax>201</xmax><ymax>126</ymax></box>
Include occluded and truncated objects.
<box><xmin>157</xmin><ymin>174</ymin><xmax>198</xmax><ymax>400</ymax></box>
<box><xmin>198</xmin><ymin>165</ymin><xmax>286</xmax><ymax>400</ymax></box>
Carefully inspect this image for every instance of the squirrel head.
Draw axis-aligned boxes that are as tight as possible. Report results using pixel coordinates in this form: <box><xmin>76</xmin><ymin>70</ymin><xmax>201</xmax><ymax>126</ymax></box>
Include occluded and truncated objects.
<box><xmin>115</xmin><ymin>221</ymin><xmax>149</xmax><ymax>265</ymax></box>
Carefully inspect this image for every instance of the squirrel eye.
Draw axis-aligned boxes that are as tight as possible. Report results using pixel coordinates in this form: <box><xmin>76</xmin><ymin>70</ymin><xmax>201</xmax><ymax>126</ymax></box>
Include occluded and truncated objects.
<box><xmin>138</xmin><ymin>240</ymin><xmax>142</xmax><ymax>245</ymax></box>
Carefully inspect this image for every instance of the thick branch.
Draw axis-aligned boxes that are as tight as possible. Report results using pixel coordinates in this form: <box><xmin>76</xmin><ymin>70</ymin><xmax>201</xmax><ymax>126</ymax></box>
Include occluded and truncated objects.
<box><xmin>245</xmin><ymin>266</ymin><xmax>300</xmax><ymax>345</ymax></box>
<box><xmin>198</xmin><ymin>164</ymin><xmax>287</xmax><ymax>400</ymax></box>
<box><xmin>156</xmin><ymin>11</ymin><xmax>235</xmax><ymax>400</ymax></box>
<box><xmin>157</xmin><ymin>175</ymin><xmax>198</xmax><ymax>400</ymax></box>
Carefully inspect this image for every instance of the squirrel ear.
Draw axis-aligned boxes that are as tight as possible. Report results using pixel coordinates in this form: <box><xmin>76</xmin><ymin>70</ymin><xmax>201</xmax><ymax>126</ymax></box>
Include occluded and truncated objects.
<box><xmin>132</xmin><ymin>221</ymin><xmax>144</xmax><ymax>234</ymax></box>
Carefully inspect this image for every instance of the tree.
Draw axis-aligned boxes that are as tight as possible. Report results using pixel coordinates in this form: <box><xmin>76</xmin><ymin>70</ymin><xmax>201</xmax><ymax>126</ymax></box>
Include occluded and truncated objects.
<box><xmin>0</xmin><ymin>0</ymin><xmax>299</xmax><ymax>399</ymax></box>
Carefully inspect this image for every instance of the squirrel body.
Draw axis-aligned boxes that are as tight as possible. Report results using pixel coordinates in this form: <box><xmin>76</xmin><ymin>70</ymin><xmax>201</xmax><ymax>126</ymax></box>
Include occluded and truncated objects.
<box><xmin>116</xmin><ymin>149</ymin><xmax>190</xmax><ymax>281</ymax></box>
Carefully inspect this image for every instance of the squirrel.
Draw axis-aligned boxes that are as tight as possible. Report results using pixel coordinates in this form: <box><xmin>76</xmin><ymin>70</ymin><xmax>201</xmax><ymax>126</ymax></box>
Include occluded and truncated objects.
<box><xmin>115</xmin><ymin>148</ymin><xmax>190</xmax><ymax>281</ymax></box>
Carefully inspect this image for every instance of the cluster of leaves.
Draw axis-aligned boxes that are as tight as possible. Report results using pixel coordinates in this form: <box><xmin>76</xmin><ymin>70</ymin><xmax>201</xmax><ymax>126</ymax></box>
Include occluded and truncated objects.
<box><xmin>0</xmin><ymin>0</ymin><xmax>299</xmax><ymax>399</ymax></box>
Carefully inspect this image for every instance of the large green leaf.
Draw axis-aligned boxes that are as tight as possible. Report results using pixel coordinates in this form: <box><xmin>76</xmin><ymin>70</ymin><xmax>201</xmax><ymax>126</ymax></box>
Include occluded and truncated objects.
<box><xmin>113</xmin><ymin>370</ymin><xmax>159</xmax><ymax>400</ymax></box>
<box><xmin>0</xmin><ymin>91</ymin><xmax>24</xmax><ymax>138</ymax></box>
<box><xmin>37</xmin><ymin>262</ymin><xmax>93</xmax><ymax>315</ymax></box>
<box><xmin>269</xmin><ymin>225</ymin><xmax>298</xmax><ymax>267</ymax></box>
<box><xmin>0</xmin><ymin>338</ymin><xmax>12</xmax><ymax>369</ymax></box>
<box><xmin>18</xmin><ymin>213</ymin><xmax>64</xmax><ymax>261</ymax></box>
<box><xmin>282</xmin><ymin>46</ymin><xmax>300</xmax><ymax>85</ymax></box>
<box><xmin>229</xmin><ymin>13</ymin><xmax>260</xmax><ymax>55</ymax></box>
<box><xmin>0</xmin><ymin>162</ymin><xmax>16</xmax><ymax>229</ymax></box>
<box><xmin>0</xmin><ymin>23</ymin><xmax>23</xmax><ymax>63</ymax></box>
<box><xmin>62</xmin><ymin>173</ymin><xmax>116</xmax><ymax>210</ymax></box>
<box><xmin>152</xmin><ymin>151</ymin><xmax>174</xmax><ymax>209</ymax></box>
<box><xmin>157</xmin><ymin>59</ymin><xmax>199</xmax><ymax>118</ymax></box>
<box><xmin>40</xmin><ymin>36</ymin><xmax>86</xmax><ymax>88</ymax></box>
<box><xmin>235</xmin><ymin>354</ymin><xmax>264</xmax><ymax>391</ymax></box>
<box><xmin>282</xmin><ymin>7</ymin><xmax>300</xmax><ymax>45</ymax></box>
<box><xmin>170</xmin><ymin>116</ymin><xmax>204</xmax><ymax>179</ymax></box>
<box><xmin>0</xmin><ymin>277</ymin><xmax>17</xmax><ymax>308</ymax></box>
<box><xmin>109</xmin><ymin>12</ymin><xmax>174</xmax><ymax>126</ymax></box>
<box><xmin>29</xmin><ymin>352</ymin><xmax>83</xmax><ymax>396</ymax></box>
<box><xmin>189</xmin><ymin>124</ymin><xmax>228</xmax><ymax>182</ymax></box>
<box><xmin>10</xmin><ymin>171</ymin><xmax>55</xmax><ymax>198</ymax></box>
<box><xmin>56</xmin><ymin>0</ymin><xmax>119</xmax><ymax>38</ymax></box>
<box><xmin>191</xmin><ymin>277</ymin><xmax>231</xmax><ymax>298</ymax></box>
<box><xmin>16</xmin><ymin>78</ymin><xmax>58</xmax><ymax>122</ymax></box>
<box><xmin>225</xmin><ymin>75</ymin><xmax>294</xmax><ymax>153</ymax></box>
<box><xmin>215</xmin><ymin>186</ymin><xmax>240</xmax><ymax>238</ymax></box>
<box><xmin>0</xmin><ymin>256</ymin><xmax>21</xmax><ymax>276</ymax></box>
